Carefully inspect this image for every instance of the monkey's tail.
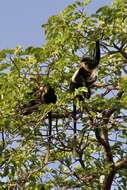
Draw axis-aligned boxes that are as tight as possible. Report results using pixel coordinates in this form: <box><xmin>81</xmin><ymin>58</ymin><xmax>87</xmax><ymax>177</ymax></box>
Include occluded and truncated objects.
<box><xmin>73</xmin><ymin>102</ymin><xmax>77</xmax><ymax>157</ymax></box>
<box><xmin>44</xmin><ymin>111</ymin><xmax>52</xmax><ymax>164</ymax></box>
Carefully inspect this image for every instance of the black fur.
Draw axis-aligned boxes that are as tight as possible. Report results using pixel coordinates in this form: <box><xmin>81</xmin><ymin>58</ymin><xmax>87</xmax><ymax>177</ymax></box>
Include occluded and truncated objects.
<box><xmin>40</xmin><ymin>85</ymin><xmax>57</xmax><ymax>104</ymax></box>
<box><xmin>70</xmin><ymin>40</ymin><xmax>100</xmax><ymax>99</ymax></box>
<box><xmin>21</xmin><ymin>84</ymin><xmax>57</xmax><ymax>115</ymax></box>
<box><xmin>70</xmin><ymin>41</ymin><xmax>100</xmax><ymax>156</ymax></box>
<box><xmin>19</xmin><ymin>84</ymin><xmax>57</xmax><ymax>160</ymax></box>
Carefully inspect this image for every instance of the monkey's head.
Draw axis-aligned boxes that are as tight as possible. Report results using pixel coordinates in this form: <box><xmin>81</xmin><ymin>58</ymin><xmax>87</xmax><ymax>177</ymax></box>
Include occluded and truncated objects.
<box><xmin>81</xmin><ymin>57</ymin><xmax>93</xmax><ymax>70</ymax></box>
<box><xmin>39</xmin><ymin>84</ymin><xmax>57</xmax><ymax>104</ymax></box>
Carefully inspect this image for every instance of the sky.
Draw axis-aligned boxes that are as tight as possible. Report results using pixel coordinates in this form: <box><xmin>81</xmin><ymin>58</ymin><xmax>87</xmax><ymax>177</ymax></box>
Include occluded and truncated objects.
<box><xmin>0</xmin><ymin>0</ymin><xmax>112</xmax><ymax>49</ymax></box>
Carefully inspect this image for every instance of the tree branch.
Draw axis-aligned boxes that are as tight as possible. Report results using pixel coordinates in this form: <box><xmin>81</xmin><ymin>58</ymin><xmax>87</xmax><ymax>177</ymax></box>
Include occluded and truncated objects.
<box><xmin>99</xmin><ymin>90</ymin><xmax>124</xmax><ymax>190</ymax></box>
<box><xmin>113</xmin><ymin>43</ymin><xmax>127</xmax><ymax>59</ymax></box>
<box><xmin>115</xmin><ymin>157</ymin><xmax>127</xmax><ymax>170</ymax></box>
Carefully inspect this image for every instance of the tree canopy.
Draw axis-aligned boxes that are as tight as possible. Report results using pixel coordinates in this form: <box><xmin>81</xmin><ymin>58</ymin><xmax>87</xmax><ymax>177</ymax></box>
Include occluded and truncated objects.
<box><xmin>0</xmin><ymin>0</ymin><xmax>127</xmax><ymax>189</ymax></box>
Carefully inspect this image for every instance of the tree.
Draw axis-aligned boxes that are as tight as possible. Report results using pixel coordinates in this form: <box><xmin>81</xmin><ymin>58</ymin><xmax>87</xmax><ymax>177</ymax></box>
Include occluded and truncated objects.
<box><xmin>0</xmin><ymin>0</ymin><xmax>127</xmax><ymax>189</ymax></box>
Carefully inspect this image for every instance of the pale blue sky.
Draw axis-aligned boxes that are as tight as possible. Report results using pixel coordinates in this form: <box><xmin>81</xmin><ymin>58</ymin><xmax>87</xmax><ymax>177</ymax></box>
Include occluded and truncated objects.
<box><xmin>0</xmin><ymin>0</ymin><xmax>112</xmax><ymax>49</ymax></box>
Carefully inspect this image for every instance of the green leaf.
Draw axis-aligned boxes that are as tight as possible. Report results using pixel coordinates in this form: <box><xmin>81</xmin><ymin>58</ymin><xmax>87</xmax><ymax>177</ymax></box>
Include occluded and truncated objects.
<box><xmin>0</xmin><ymin>63</ymin><xmax>10</xmax><ymax>71</ymax></box>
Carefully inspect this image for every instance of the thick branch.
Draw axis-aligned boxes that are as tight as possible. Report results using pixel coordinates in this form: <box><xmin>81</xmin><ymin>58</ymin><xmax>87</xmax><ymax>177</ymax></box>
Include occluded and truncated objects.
<box><xmin>115</xmin><ymin>157</ymin><xmax>127</xmax><ymax>170</ymax></box>
<box><xmin>102</xmin><ymin>169</ymin><xmax>116</xmax><ymax>190</ymax></box>
<box><xmin>102</xmin><ymin>157</ymin><xmax>127</xmax><ymax>190</ymax></box>
<box><xmin>95</xmin><ymin>127</ymin><xmax>113</xmax><ymax>163</ymax></box>
<box><xmin>99</xmin><ymin>90</ymin><xmax>124</xmax><ymax>190</ymax></box>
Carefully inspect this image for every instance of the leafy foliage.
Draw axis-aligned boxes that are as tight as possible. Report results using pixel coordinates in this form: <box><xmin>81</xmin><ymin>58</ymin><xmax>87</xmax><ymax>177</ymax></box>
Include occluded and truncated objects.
<box><xmin>0</xmin><ymin>0</ymin><xmax>127</xmax><ymax>189</ymax></box>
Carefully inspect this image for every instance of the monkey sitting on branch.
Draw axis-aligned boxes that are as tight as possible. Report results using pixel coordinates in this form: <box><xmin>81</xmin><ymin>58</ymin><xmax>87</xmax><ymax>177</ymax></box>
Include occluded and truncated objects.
<box><xmin>21</xmin><ymin>84</ymin><xmax>57</xmax><ymax>115</ymax></box>
<box><xmin>70</xmin><ymin>40</ymin><xmax>100</xmax><ymax>156</ymax></box>
<box><xmin>18</xmin><ymin>83</ymin><xmax>57</xmax><ymax>163</ymax></box>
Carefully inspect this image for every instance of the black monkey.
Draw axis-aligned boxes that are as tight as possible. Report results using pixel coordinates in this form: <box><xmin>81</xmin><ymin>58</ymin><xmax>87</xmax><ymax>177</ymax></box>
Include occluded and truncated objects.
<box><xmin>38</xmin><ymin>84</ymin><xmax>57</xmax><ymax>163</ymax></box>
<box><xmin>38</xmin><ymin>84</ymin><xmax>57</xmax><ymax>159</ymax></box>
<box><xmin>21</xmin><ymin>84</ymin><xmax>57</xmax><ymax>115</ymax></box>
<box><xmin>18</xmin><ymin>84</ymin><xmax>57</xmax><ymax>162</ymax></box>
<box><xmin>70</xmin><ymin>41</ymin><xmax>100</xmax><ymax>155</ymax></box>
<box><xmin>70</xmin><ymin>40</ymin><xmax>100</xmax><ymax>99</ymax></box>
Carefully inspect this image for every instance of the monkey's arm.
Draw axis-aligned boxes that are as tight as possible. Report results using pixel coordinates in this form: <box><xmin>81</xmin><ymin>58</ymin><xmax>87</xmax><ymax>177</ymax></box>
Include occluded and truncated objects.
<box><xmin>70</xmin><ymin>68</ymin><xmax>87</xmax><ymax>91</ymax></box>
<box><xmin>92</xmin><ymin>40</ymin><xmax>100</xmax><ymax>68</ymax></box>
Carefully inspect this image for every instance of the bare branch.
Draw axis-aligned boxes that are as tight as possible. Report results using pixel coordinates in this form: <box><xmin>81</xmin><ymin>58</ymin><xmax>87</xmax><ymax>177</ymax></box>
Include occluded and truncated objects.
<box><xmin>113</xmin><ymin>43</ymin><xmax>127</xmax><ymax>59</ymax></box>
